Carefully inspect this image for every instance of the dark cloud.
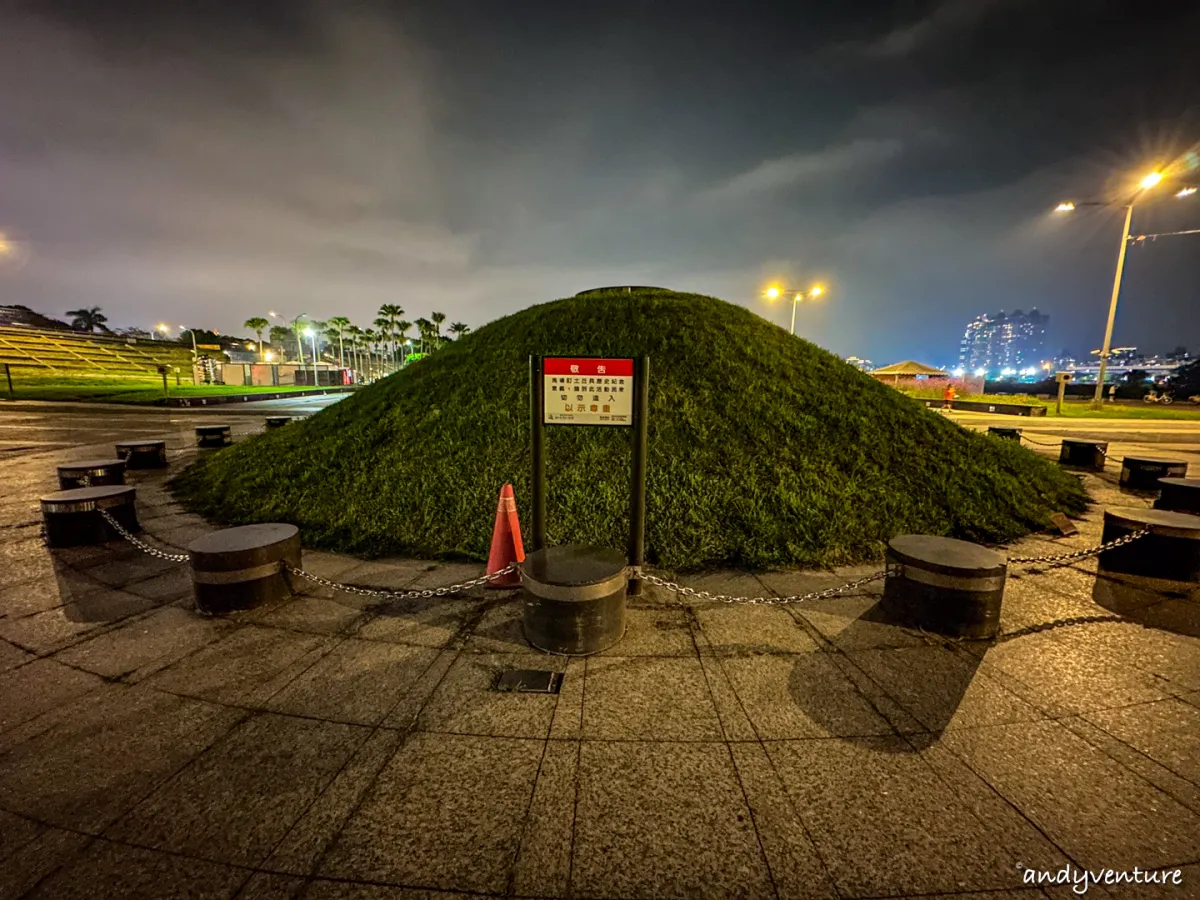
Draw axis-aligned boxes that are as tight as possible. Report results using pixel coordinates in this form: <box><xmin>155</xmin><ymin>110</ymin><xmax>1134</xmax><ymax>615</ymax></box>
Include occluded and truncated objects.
<box><xmin>1</xmin><ymin>0</ymin><xmax>1197</xmax><ymax>363</ymax></box>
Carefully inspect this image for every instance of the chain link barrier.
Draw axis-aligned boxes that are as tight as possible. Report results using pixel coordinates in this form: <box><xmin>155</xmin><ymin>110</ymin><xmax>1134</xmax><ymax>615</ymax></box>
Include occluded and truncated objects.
<box><xmin>284</xmin><ymin>562</ymin><xmax>519</xmax><ymax>600</ymax></box>
<box><xmin>1019</xmin><ymin>434</ymin><xmax>1062</xmax><ymax>448</ymax></box>
<box><xmin>640</xmin><ymin>570</ymin><xmax>887</xmax><ymax>605</ymax></box>
<box><xmin>1007</xmin><ymin>528</ymin><xmax>1149</xmax><ymax>566</ymax></box>
<box><xmin>98</xmin><ymin>508</ymin><xmax>191</xmax><ymax>562</ymax></box>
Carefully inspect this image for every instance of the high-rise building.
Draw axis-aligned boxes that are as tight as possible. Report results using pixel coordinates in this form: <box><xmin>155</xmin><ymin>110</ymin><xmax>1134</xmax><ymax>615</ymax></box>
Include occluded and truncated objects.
<box><xmin>958</xmin><ymin>309</ymin><xmax>1048</xmax><ymax>370</ymax></box>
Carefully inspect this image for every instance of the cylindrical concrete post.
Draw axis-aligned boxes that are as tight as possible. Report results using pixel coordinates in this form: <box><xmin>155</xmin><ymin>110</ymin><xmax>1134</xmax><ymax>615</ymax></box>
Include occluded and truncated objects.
<box><xmin>40</xmin><ymin>485</ymin><xmax>139</xmax><ymax>548</ymax></box>
<box><xmin>56</xmin><ymin>459</ymin><xmax>126</xmax><ymax>490</ymax></box>
<box><xmin>1155</xmin><ymin>478</ymin><xmax>1200</xmax><ymax>515</ymax></box>
<box><xmin>521</xmin><ymin>545</ymin><xmax>628</xmax><ymax>655</ymax></box>
<box><xmin>265</xmin><ymin>416</ymin><xmax>297</xmax><ymax>429</ymax></box>
<box><xmin>1119</xmin><ymin>456</ymin><xmax>1188</xmax><ymax>492</ymax></box>
<box><xmin>987</xmin><ymin>427</ymin><xmax>1021</xmax><ymax>441</ymax></box>
<box><xmin>879</xmin><ymin>535</ymin><xmax>1007</xmax><ymax>639</ymax></box>
<box><xmin>195</xmin><ymin>424</ymin><xmax>233</xmax><ymax>448</ymax></box>
<box><xmin>188</xmin><ymin>523</ymin><xmax>302</xmax><ymax>614</ymax></box>
<box><xmin>115</xmin><ymin>439</ymin><xmax>168</xmax><ymax>469</ymax></box>
<box><xmin>1059</xmin><ymin>439</ymin><xmax>1107</xmax><ymax>471</ymax></box>
<box><xmin>1098</xmin><ymin>507</ymin><xmax>1200</xmax><ymax>582</ymax></box>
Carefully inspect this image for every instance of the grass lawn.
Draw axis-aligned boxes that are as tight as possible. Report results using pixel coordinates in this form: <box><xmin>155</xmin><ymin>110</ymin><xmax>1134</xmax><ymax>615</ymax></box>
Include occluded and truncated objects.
<box><xmin>903</xmin><ymin>387</ymin><xmax>1200</xmax><ymax>419</ymax></box>
<box><xmin>172</xmin><ymin>289</ymin><xmax>1087</xmax><ymax>572</ymax></box>
<box><xmin>1045</xmin><ymin>403</ymin><xmax>1200</xmax><ymax>419</ymax></box>
<box><xmin>1</xmin><ymin>374</ymin><xmax>327</xmax><ymax>404</ymax></box>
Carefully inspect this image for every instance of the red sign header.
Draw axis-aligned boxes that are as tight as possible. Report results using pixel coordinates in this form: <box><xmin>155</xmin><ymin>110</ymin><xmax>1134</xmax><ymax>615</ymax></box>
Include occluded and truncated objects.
<box><xmin>543</xmin><ymin>357</ymin><xmax>633</xmax><ymax>377</ymax></box>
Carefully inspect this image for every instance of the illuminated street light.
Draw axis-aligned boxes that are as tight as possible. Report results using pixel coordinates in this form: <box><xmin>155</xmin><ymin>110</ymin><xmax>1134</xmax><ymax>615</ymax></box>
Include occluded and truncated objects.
<box><xmin>1053</xmin><ymin>168</ymin><xmax>1196</xmax><ymax>406</ymax></box>
<box><xmin>762</xmin><ymin>282</ymin><xmax>829</xmax><ymax>335</ymax></box>
<box><xmin>304</xmin><ymin>327</ymin><xmax>319</xmax><ymax>384</ymax></box>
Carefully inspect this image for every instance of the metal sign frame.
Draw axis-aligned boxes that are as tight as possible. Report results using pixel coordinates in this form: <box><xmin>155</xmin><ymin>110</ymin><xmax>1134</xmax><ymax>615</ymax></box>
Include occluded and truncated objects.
<box><xmin>530</xmin><ymin>355</ymin><xmax>650</xmax><ymax>595</ymax></box>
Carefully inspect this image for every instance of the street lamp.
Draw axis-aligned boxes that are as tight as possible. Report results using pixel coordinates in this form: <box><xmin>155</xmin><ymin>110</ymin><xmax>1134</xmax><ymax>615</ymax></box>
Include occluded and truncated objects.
<box><xmin>304</xmin><ymin>327</ymin><xmax>319</xmax><ymax>386</ymax></box>
<box><xmin>762</xmin><ymin>283</ymin><xmax>826</xmax><ymax>336</ymax></box>
<box><xmin>1055</xmin><ymin>168</ymin><xmax>1197</xmax><ymax>406</ymax></box>
<box><xmin>160</xmin><ymin>323</ymin><xmax>197</xmax><ymax>359</ymax></box>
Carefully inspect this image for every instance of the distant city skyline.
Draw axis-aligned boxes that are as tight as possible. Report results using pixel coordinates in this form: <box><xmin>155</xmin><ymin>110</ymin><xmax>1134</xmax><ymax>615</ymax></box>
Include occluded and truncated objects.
<box><xmin>958</xmin><ymin>309</ymin><xmax>1049</xmax><ymax>372</ymax></box>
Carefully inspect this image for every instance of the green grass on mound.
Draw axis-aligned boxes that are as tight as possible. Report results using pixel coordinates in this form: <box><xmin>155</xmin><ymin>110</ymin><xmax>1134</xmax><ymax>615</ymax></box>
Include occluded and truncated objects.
<box><xmin>171</xmin><ymin>289</ymin><xmax>1087</xmax><ymax>571</ymax></box>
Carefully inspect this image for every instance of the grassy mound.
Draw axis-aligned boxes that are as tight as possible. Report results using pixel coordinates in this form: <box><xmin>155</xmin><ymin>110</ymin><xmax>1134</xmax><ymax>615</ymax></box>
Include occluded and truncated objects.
<box><xmin>171</xmin><ymin>289</ymin><xmax>1087</xmax><ymax>570</ymax></box>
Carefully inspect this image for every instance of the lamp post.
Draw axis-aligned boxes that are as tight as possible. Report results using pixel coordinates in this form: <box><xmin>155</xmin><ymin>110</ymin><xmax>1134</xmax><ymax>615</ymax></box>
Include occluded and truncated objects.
<box><xmin>1055</xmin><ymin>169</ymin><xmax>1196</xmax><ymax>407</ymax></box>
<box><xmin>304</xmin><ymin>327</ymin><xmax>319</xmax><ymax>386</ymax></box>
<box><xmin>763</xmin><ymin>284</ymin><xmax>825</xmax><ymax>335</ymax></box>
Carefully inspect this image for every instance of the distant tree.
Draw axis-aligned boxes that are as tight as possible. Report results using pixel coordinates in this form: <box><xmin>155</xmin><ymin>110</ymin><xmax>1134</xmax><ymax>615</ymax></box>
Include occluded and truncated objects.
<box><xmin>1168</xmin><ymin>345</ymin><xmax>1189</xmax><ymax>359</ymax></box>
<box><xmin>244</xmin><ymin>317</ymin><xmax>269</xmax><ymax>361</ymax></box>
<box><xmin>395</xmin><ymin>319</ymin><xmax>413</xmax><ymax>362</ymax></box>
<box><xmin>268</xmin><ymin>325</ymin><xmax>291</xmax><ymax>358</ymax></box>
<box><xmin>1124</xmin><ymin>369</ymin><xmax>1150</xmax><ymax>386</ymax></box>
<box><xmin>326</xmin><ymin>316</ymin><xmax>351</xmax><ymax>368</ymax></box>
<box><xmin>1170</xmin><ymin>359</ymin><xmax>1200</xmax><ymax>395</ymax></box>
<box><xmin>378</xmin><ymin>304</ymin><xmax>404</xmax><ymax>365</ymax></box>
<box><xmin>430</xmin><ymin>311</ymin><xmax>447</xmax><ymax>349</ymax></box>
<box><xmin>65</xmin><ymin>306</ymin><xmax>109</xmax><ymax>333</ymax></box>
<box><xmin>448</xmin><ymin>322</ymin><xmax>470</xmax><ymax>340</ymax></box>
<box><xmin>413</xmin><ymin>317</ymin><xmax>433</xmax><ymax>354</ymax></box>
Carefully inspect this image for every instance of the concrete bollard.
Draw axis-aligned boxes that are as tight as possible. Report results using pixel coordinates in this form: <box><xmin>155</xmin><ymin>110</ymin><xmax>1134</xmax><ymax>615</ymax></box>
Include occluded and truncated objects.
<box><xmin>987</xmin><ymin>427</ymin><xmax>1021</xmax><ymax>441</ymax></box>
<box><xmin>879</xmin><ymin>535</ymin><xmax>1007</xmax><ymax>639</ymax></box>
<box><xmin>1155</xmin><ymin>478</ymin><xmax>1200</xmax><ymax>515</ymax></box>
<box><xmin>1119</xmin><ymin>456</ymin><xmax>1188</xmax><ymax>492</ymax></box>
<box><xmin>1059</xmin><ymin>439</ymin><xmax>1107</xmax><ymax>471</ymax></box>
<box><xmin>195</xmin><ymin>424</ymin><xmax>233</xmax><ymax>448</ymax></box>
<box><xmin>115</xmin><ymin>439</ymin><xmax>168</xmax><ymax>469</ymax></box>
<box><xmin>521</xmin><ymin>544</ymin><xmax>628</xmax><ymax>655</ymax></box>
<box><xmin>188</xmin><ymin>524</ymin><xmax>302</xmax><ymax>614</ymax></box>
<box><xmin>1098</xmin><ymin>507</ymin><xmax>1200</xmax><ymax>582</ymax></box>
<box><xmin>56</xmin><ymin>459</ymin><xmax>126</xmax><ymax>490</ymax></box>
<box><xmin>40</xmin><ymin>485</ymin><xmax>139</xmax><ymax>548</ymax></box>
<box><xmin>264</xmin><ymin>416</ymin><xmax>298</xmax><ymax>429</ymax></box>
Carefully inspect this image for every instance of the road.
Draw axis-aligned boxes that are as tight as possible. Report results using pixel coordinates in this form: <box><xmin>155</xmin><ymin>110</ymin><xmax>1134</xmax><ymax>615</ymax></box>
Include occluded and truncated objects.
<box><xmin>0</xmin><ymin>393</ymin><xmax>348</xmax><ymax>459</ymax></box>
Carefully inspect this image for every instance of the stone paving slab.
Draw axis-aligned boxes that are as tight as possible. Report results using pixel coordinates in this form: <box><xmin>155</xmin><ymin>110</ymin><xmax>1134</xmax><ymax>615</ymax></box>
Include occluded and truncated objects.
<box><xmin>2</xmin><ymin>408</ymin><xmax>1200</xmax><ymax>898</ymax></box>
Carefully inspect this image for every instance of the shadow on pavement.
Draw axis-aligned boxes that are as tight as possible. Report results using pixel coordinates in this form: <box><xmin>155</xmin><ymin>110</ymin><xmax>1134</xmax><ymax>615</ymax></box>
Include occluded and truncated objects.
<box><xmin>1092</xmin><ymin>567</ymin><xmax>1200</xmax><ymax>638</ymax></box>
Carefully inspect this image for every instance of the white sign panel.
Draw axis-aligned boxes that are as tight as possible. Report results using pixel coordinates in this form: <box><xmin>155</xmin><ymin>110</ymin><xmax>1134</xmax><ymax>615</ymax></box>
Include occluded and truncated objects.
<box><xmin>543</xmin><ymin>357</ymin><xmax>633</xmax><ymax>426</ymax></box>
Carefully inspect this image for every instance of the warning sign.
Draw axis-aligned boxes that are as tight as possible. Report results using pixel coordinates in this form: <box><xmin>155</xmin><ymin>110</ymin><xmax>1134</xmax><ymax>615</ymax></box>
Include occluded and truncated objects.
<box><xmin>543</xmin><ymin>357</ymin><xmax>633</xmax><ymax>426</ymax></box>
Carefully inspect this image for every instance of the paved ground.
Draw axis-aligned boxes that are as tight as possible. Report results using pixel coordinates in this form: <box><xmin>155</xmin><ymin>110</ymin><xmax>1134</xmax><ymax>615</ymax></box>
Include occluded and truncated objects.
<box><xmin>950</xmin><ymin>410</ymin><xmax>1200</xmax><ymax>444</ymax></box>
<box><xmin>1</xmin><ymin>406</ymin><xmax>1199</xmax><ymax>899</ymax></box>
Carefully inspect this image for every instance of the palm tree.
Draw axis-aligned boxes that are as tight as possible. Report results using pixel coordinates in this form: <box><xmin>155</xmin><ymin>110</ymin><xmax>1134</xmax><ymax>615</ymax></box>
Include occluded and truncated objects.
<box><xmin>413</xmin><ymin>317</ymin><xmax>433</xmax><ymax>354</ymax></box>
<box><xmin>430</xmin><ymin>311</ymin><xmax>447</xmax><ymax>349</ymax></box>
<box><xmin>269</xmin><ymin>325</ymin><xmax>291</xmax><ymax>360</ymax></box>
<box><xmin>372</xmin><ymin>317</ymin><xmax>395</xmax><ymax>370</ymax></box>
<box><xmin>363</xmin><ymin>328</ymin><xmax>380</xmax><ymax>377</ymax></box>
<box><xmin>344</xmin><ymin>324</ymin><xmax>362</xmax><ymax>377</ymax></box>
<box><xmin>327</xmin><ymin>316</ymin><xmax>350</xmax><ymax>368</ymax></box>
<box><xmin>378</xmin><ymin>304</ymin><xmax>404</xmax><ymax>367</ymax></box>
<box><xmin>448</xmin><ymin>322</ymin><xmax>470</xmax><ymax>340</ymax></box>
<box><xmin>244</xmin><ymin>317</ymin><xmax>269</xmax><ymax>361</ymax></box>
<box><xmin>395</xmin><ymin>320</ymin><xmax>413</xmax><ymax>364</ymax></box>
<box><xmin>66</xmin><ymin>306</ymin><xmax>109</xmax><ymax>333</ymax></box>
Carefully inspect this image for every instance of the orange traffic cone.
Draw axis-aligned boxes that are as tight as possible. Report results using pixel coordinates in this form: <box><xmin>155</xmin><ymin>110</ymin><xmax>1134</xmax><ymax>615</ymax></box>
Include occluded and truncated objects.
<box><xmin>486</xmin><ymin>483</ymin><xmax>525</xmax><ymax>588</ymax></box>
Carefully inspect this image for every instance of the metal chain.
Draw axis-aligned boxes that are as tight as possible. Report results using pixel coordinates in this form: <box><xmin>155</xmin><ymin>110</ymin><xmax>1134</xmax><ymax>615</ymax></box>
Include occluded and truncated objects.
<box><xmin>640</xmin><ymin>570</ymin><xmax>886</xmax><ymax>605</ymax></box>
<box><xmin>1019</xmin><ymin>434</ymin><xmax>1061</xmax><ymax>448</ymax></box>
<box><xmin>1007</xmin><ymin>528</ymin><xmax>1149</xmax><ymax>566</ymax></box>
<box><xmin>98</xmin><ymin>508</ymin><xmax>191</xmax><ymax>562</ymax></box>
<box><xmin>284</xmin><ymin>562</ymin><xmax>519</xmax><ymax>600</ymax></box>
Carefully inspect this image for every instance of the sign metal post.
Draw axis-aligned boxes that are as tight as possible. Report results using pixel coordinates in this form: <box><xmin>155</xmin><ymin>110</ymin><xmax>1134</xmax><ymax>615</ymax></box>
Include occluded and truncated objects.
<box><xmin>529</xmin><ymin>354</ymin><xmax>649</xmax><ymax>590</ymax></box>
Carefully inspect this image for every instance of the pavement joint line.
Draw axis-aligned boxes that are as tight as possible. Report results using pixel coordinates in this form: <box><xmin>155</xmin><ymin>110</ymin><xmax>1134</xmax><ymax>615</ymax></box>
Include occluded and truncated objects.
<box><xmin>686</xmin><ymin>605</ymin><xmax>809</xmax><ymax>900</ymax></box>
<box><xmin>1070</xmin><ymin>710</ymin><xmax>1200</xmax><ymax>796</ymax></box>
<box><xmin>563</xmin><ymin>656</ymin><xmax>587</xmax><ymax>897</ymax></box>
<box><xmin>295</xmin><ymin>598</ymin><xmax>500</xmax><ymax>885</ymax></box>
<box><xmin>501</xmin><ymin>679</ymin><xmax>562</xmax><ymax>898</ymax></box>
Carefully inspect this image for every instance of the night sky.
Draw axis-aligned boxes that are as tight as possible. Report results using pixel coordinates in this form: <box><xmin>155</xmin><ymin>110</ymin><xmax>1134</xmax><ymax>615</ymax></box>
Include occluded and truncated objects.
<box><xmin>2</xmin><ymin>0</ymin><xmax>1198</xmax><ymax>365</ymax></box>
